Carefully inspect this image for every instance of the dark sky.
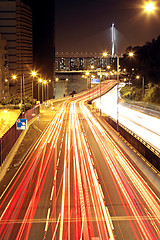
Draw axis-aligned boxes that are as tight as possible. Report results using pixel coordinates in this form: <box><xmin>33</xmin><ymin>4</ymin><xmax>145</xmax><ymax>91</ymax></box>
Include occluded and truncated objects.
<box><xmin>24</xmin><ymin>0</ymin><xmax>160</xmax><ymax>56</ymax></box>
<box><xmin>55</xmin><ymin>0</ymin><xmax>160</xmax><ymax>54</ymax></box>
<box><xmin>23</xmin><ymin>0</ymin><xmax>55</xmax><ymax>78</ymax></box>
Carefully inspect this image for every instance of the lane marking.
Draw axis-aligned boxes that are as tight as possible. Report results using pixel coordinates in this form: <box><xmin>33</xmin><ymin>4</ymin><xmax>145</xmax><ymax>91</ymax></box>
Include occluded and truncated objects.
<box><xmin>45</xmin><ymin>208</ymin><xmax>51</xmax><ymax>231</ymax></box>
<box><xmin>57</xmin><ymin>158</ymin><xmax>60</xmax><ymax>167</ymax></box>
<box><xmin>54</xmin><ymin>170</ymin><xmax>57</xmax><ymax>181</ymax></box>
<box><xmin>50</xmin><ymin>186</ymin><xmax>54</xmax><ymax>201</ymax></box>
<box><xmin>59</xmin><ymin>150</ymin><xmax>61</xmax><ymax>157</ymax></box>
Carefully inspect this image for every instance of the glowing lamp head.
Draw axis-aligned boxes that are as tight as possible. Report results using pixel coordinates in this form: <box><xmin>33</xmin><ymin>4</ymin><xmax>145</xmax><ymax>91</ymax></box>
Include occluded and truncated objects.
<box><xmin>31</xmin><ymin>71</ymin><xmax>37</xmax><ymax>77</ymax></box>
<box><xmin>12</xmin><ymin>75</ymin><xmax>17</xmax><ymax>80</ymax></box>
<box><xmin>129</xmin><ymin>52</ymin><xmax>134</xmax><ymax>57</ymax></box>
<box><xmin>103</xmin><ymin>52</ymin><xmax>108</xmax><ymax>57</ymax></box>
<box><xmin>145</xmin><ymin>2</ymin><xmax>155</xmax><ymax>12</ymax></box>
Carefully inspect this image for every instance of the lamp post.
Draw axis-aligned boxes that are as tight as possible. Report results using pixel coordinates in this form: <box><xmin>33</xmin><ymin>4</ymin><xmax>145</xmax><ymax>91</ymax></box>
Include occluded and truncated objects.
<box><xmin>136</xmin><ymin>75</ymin><xmax>145</xmax><ymax>97</ymax></box>
<box><xmin>85</xmin><ymin>71</ymin><xmax>90</xmax><ymax>89</ymax></box>
<box><xmin>43</xmin><ymin>80</ymin><xmax>47</xmax><ymax>101</ymax></box>
<box><xmin>99</xmin><ymin>68</ymin><xmax>102</xmax><ymax>116</ymax></box>
<box><xmin>99</xmin><ymin>52</ymin><xmax>108</xmax><ymax>116</ymax></box>
<box><xmin>38</xmin><ymin>78</ymin><xmax>42</xmax><ymax>102</ymax></box>
<box><xmin>12</xmin><ymin>74</ymin><xmax>23</xmax><ymax>105</ymax></box>
<box><xmin>65</xmin><ymin>78</ymin><xmax>68</xmax><ymax>97</ymax></box>
<box><xmin>5</xmin><ymin>79</ymin><xmax>9</xmax><ymax>96</ymax></box>
<box><xmin>31</xmin><ymin>70</ymin><xmax>37</xmax><ymax>98</ymax></box>
<box><xmin>116</xmin><ymin>55</ymin><xmax>120</xmax><ymax>131</ymax></box>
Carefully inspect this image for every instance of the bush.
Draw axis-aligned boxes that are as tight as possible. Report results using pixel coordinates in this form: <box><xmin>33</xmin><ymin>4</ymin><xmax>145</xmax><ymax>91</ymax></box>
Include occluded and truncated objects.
<box><xmin>120</xmin><ymin>85</ymin><xmax>142</xmax><ymax>101</ymax></box>
<box><xmin>0</xmin><ymin>96</ymin><xmax>35</xmax><ymax>111</ymax></box>
<box><xmin>121</xmin><ymin>83</ymin><xmax>160</xmax><ymax>104</ymax></box>
<box><xmin>144</xmin><ymin>84</ymin><xmax>160</xmax><ymax>104</ymax></box>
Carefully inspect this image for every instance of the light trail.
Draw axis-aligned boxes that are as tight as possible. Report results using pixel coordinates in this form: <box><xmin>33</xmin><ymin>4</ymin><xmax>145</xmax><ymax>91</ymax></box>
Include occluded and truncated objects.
<box><xmin>94</xmin><ymin>85</ymin><xmax>160</xmax><ymax>151</ymax></box>
<box><xmin>0</xmin><ymin>81</ymin><xmax>159</xmax><ymax>239</ymax></box>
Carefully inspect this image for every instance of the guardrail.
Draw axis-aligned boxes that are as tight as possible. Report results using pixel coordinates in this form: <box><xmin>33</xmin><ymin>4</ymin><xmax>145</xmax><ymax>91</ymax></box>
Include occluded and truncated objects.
<box><xmin>0</xmin><ymin>105</ymin><xmax>40</xmax><ymax>167</ymax></box>
<box><xmin>103</xmin><ymin>115</ymin><xmax>160</xmax><ymax>172</ymax></box>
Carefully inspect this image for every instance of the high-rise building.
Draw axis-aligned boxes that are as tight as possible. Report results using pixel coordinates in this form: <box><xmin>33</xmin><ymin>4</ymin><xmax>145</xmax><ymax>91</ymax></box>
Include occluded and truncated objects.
<box><xmin>0</xmin><ymin>0</ymin><xmax>33</xmax><ymax>97</ymax></box>
<box><xmin>0</xmin><ymin>34</ymin><xmax>9</xmax><ymax>99</ymax></box>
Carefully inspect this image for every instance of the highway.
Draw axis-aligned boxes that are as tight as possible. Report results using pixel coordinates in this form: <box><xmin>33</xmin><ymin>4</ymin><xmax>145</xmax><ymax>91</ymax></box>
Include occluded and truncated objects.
<box><xmin>0</xmin><ymin>80</ymin><xmax>160</xmax><ymax>240</ymax></box>
<box><xmin>94</xmin><ymin>85</ymin><xmax>160</xmax><ymax>152</ymax></box>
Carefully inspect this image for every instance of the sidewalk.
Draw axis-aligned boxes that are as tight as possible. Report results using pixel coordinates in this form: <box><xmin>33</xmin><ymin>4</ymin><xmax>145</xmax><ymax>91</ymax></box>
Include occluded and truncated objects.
<box><xmin>0</xmin><ymin>104</ymin><xmax>56</xmax><ymax>182</ymax></box>
<box><xmin>0</xmin><ymin>109</ymin><xmax>20</xmax><ymax>138</ymax></box>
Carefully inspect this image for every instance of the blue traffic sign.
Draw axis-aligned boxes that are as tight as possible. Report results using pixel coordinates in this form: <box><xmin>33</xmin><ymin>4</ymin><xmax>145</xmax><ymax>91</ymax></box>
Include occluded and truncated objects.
<box><xmin>91</xmin><ymin>78</ymin><xmax>100</xmax><ymax>84</ymax></box>
<box><xmin>16</xmin><ymin>119</ymin><xmax>28</xmax><ymax>130</ymax></box>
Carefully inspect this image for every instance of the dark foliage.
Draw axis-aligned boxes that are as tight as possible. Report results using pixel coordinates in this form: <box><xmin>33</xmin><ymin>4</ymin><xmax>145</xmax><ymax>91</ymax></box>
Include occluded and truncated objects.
<box><xmin>121</xmin><ymin>35</ymin><xmax>160</xmax><ymax>85</ymax></box>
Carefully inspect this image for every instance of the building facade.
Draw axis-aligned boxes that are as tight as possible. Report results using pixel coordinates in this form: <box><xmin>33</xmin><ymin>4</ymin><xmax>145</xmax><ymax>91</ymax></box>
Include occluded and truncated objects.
<box><xmin>55</xmin><ymin>52</ymin><xmax>111</xmax><ymax>71</ymax></box>
<box><xmin>0</xmin><ymin>34</ymin><xmax>9</xmax><ymax>99</ymax></box>
<box><xmin>0</xmin><ymin>0</ymin><xmax>33</xmax><ymax>97</ymax></box>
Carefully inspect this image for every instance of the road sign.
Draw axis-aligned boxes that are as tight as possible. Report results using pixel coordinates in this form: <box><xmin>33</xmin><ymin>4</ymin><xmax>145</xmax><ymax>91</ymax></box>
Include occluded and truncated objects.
<box><xmin>16</xmin><ymin>119</ymin><xmax>28</xmax><ymax>130</ymax></box>
<box><xmin>91</xmin><ymin>78</ymin><xmax>100</xmax><ymax>84</ymax></box>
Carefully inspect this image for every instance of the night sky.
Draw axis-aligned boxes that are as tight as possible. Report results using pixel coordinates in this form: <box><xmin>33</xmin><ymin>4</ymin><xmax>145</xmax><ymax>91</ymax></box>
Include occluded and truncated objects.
<box><xmin>23</xmin><ymin>0</ymin><xmax>54</xmax><ymax>78</ymax></box>
<box><xmin>24</xmin><ymin>0</ymin><xmax>160</xmax><ymax>61</ymax></box>
<box><xmin>55</xmin><ymin>0</ymin><xmax>160</xmax><ymax>54</ymax></box>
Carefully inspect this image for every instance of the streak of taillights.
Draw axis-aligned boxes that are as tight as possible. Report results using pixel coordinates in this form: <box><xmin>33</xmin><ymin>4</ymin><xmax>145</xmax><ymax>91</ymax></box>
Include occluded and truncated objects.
<box><xmin>80</xmin><ymin>100</ymin><xmax>160</xmax><ymax>239</ymax></box>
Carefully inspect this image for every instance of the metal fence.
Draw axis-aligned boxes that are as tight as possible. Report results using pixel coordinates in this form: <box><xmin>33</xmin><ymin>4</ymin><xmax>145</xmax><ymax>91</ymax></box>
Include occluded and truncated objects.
<box><xmin>0</xmin><ymin>105</ymin><xmax>40</xmax><ymax>167</ymax></box>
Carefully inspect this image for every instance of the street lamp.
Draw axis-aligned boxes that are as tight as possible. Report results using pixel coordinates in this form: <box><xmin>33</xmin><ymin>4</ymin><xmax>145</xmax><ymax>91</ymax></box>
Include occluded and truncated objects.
<box><xmin>38</xmin><ymin>78</ymin><xmax>42</xmax><ymax>102</ymax></box>
<box><xmin>116</xmin><ymin>54</ymin><xmax>120</xmax><ymax>132</ymax></box>
<box><xmin>5</xmin><ymin>79</ymin><xmax>9</xmax><ymax>96</ymax></box>
<box><xmin>65</xmin><ymin>78</ymin><xmax>68</xmax><ymax>97</ymax></box>
<box><xmin>31</xmin><ymin>70</ymin><xmax>37</xmax><ymax>98</ymax></box>
<box><xmin>12</xmin><ymin>74</ymin><xmax>23</xmax><ymax>105</ymax></box>
<box><xmin>43</xmin><ymin>80</ymin><xmax>47</xmax><ymax>101</ymax></box>
<box><xmin>90</xmin><ymin>65</ymin><xmax>94</xmax><ymax>70</ymax></box>
<box><xmin>144</xmin><ymin>2</ymin><xmax>155</xmax><ymax>12</ymax></box>
<box><xmin>129</xmin><ymin>52</ymin><xmax>134</xmax><ymax>57</ymax></box>
<box><xmin>97</xmin><ymin>51</ymin><xmax>109</xmax><ymax>116</ymax></box>
<box><xmin>136</xmin><ymin>75</ymin><xmax>145</xmax><ymax>97</ymax></box>
<box><xmin>103</xmin><ymin>52</ymin><xmax>108</xmax><ymax>57</ymax></box>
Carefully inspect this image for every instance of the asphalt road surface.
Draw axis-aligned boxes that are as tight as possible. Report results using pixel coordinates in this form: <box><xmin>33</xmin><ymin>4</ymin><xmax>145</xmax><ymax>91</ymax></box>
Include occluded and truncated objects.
<box><xmin>0</xmin><ymin>81</ymin><xmax>160</xmax><ymax>240</ymax></box>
